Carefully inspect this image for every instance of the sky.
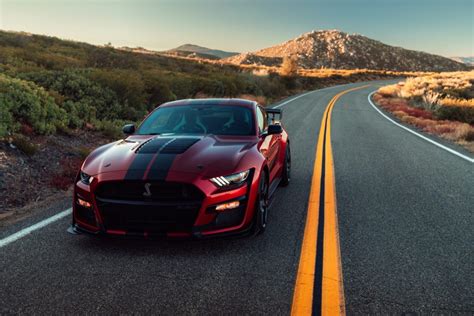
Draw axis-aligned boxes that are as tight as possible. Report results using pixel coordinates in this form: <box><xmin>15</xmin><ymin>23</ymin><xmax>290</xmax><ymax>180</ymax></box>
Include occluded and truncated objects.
<box><xmin>0</xmin><ymin>0</ymin><xmax>473</xmax><ymax>57</ymax></box>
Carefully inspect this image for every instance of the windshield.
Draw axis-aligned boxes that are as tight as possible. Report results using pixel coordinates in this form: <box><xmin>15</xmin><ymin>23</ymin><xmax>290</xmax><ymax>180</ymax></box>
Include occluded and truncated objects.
<box><xmin>137</xmin><ymin>104</ymin><xmax>255</xmax><ymax>136</ymax></box>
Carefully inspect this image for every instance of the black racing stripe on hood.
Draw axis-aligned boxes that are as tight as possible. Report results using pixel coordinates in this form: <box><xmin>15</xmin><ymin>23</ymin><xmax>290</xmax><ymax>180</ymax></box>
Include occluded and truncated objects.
<box><xmin>125</xmin><ymin>138</ymin><xmax>171</xmax><ymax>180</ymax></box>
<box><xmin>146</xmin><ymin>154</ymin><xmax>176</xmax><ymax>181</ymax></box>
<box><xmin>124</xmin><ymin>154</ymin><xmax>154</xmax><ymax>180</ymax></box>
<box><xmin>136</xmin><ymin>138</ymin><xmax>174</xmax><ymax>154</ymax></box>
<box><xmin>160</xmin><ymin>138</ymin><xmax>200</xmax><ymax>154</ymax></box>
<box><xmin>146</xmin><ymin>138</ymin><xmax>200</xmax><ymax>181</ymax></box>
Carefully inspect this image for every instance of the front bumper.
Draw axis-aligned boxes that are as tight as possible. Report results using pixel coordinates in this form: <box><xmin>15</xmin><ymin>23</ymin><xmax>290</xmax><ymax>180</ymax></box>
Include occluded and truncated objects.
<box><xmin>72</xmin><ymin>171</ymin><xmax>259</xmax><ymax>239</ymax></box>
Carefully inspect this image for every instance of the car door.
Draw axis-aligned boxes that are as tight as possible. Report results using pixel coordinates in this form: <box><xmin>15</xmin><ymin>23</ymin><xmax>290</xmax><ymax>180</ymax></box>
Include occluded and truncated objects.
<box><xmin>257</xmin><ymin>106</ymin><xmax>280</xmax><ymax>178</ymax></box>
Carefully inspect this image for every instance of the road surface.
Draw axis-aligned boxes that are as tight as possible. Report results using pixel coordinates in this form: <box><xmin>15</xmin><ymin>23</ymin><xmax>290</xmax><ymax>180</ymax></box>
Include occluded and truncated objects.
<box><xmin>1</xmin><ymin>81</ymin><xmax>473</xmax><ymax>315</ymax></box>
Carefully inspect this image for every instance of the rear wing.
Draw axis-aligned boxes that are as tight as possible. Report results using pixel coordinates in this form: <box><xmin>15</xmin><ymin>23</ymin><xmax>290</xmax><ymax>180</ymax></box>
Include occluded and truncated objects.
<box><xmin>266</xmin><ymin>108</ymin><xmax>283</xmax><ymax>125</ymax></box>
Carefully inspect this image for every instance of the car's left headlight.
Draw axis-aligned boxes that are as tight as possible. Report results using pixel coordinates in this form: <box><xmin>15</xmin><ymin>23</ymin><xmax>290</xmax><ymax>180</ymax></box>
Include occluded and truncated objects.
<box><xmin>210</xmin><ymin>170</ymin><xmax>250</xmax><ymax>187</ymax></box>
<box><xmin>80</xmin><ymin>171</ymin><xmax>94</xmax><ymax>185</ymax></box>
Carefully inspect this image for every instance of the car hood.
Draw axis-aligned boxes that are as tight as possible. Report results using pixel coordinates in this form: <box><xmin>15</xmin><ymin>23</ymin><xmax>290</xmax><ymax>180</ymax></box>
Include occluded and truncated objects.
<box><xmin>82</xmin><ymin>134</ymin><xmax>258</xmax><ymax>180</ymax></box>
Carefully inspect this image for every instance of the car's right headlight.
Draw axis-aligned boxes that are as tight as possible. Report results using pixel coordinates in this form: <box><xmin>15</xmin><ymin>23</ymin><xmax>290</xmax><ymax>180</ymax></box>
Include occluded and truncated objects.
<box><xmin>210</xmin><ymin>170</ymin><xmax>250</xmax><ymax>187</ymax></box>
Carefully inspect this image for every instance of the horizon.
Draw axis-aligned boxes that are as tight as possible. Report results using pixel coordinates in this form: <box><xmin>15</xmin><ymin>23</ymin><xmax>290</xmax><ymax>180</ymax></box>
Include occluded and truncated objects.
<box><xmin>2</xmin><ymin>27</ymin><xmax>473</xmax><ymax>59</ymax></box>
<box><xmin>0</xmin><ymin>0</ymin><xmax>472</xmax><ymax>57</ymax></box>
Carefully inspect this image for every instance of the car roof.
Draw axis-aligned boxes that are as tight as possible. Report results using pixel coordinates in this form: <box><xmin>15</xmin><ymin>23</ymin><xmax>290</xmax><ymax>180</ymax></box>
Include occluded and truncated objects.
<box><xmin>159</xmin><ymin>98</ymin><xmax>257</xmax><ymax>109</ymax></box>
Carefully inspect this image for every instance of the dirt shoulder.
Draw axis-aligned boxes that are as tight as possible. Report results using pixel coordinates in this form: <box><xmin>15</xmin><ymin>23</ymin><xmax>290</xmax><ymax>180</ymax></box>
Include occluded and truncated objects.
<box><xmin>0</xmin><ymin>131</ymin><xmax>111</xmax><ymax>225</ymax></box>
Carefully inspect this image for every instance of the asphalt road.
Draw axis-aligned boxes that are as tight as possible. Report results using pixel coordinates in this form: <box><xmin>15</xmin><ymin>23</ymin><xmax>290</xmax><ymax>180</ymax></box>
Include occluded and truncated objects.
<box><xmin>1</xmin><ymin>81</ymin><xmax>473</xmax><ymax>315</ymax></box>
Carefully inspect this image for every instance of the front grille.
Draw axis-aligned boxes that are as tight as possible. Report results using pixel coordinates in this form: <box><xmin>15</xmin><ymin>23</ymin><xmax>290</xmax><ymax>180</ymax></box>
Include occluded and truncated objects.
<box><xmin>95</xmin><ymin>181</ymin><xmax>204</xmax><ymax>233</ymax></box>
<box><xmin>97</xmin><ymin>202</ymin><xmax>200</xmax><ymax>233</ymax></box>
<box><xmin>96</xmin><ymin>181</ymin><xmax>204</xmax><ymax>202</ymax></box>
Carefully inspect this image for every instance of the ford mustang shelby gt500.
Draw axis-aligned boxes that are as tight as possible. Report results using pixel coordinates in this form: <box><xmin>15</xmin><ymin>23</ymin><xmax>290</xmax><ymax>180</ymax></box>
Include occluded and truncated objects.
<box><xmin>71</xmin><ymin>98</ymin><xmax>290</xmax><ymax>238</ymax></box>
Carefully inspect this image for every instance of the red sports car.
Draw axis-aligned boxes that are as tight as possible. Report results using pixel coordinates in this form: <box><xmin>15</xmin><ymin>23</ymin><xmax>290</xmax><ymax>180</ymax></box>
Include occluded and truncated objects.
<box><xmin>71</xmin><ymin>98</ymin><xmax>290</xmax><ymax>238</ymax></box>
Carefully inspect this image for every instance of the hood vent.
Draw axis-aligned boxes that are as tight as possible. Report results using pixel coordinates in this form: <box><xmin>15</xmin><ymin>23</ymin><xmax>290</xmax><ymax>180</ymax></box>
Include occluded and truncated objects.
<box><xmin>161</xmin><ymin>138</ymin><xmax>200</xmax><ymax>154</ymax></box>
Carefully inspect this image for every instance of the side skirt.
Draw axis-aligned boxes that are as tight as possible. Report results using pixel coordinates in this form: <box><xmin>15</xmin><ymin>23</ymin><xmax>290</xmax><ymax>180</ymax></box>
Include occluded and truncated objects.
<box><xmin>268</xmin><ymin>176</ymin><xmax>282</xmax><ymax>207</ymax></box>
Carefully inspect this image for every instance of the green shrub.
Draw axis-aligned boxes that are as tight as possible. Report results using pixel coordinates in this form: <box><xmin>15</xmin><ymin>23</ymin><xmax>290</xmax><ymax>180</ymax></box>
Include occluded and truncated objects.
<box><xmin>0</xmin><ymin>101</ymin><xmax>16</xmax><ymax>138</ymax></box>
<box><xmin>94</xmin><ymin>119</ymin><xmax>129</xmax><ymax>139</ymax></box>
<box><xmin>77</xmin><ymin>146</ymin><xmax>92</xmax><ymax>159</ymax></box>
<box><xmin>20</xmin><ymin>69</ymin><xmax>122</xmax><ymax>121</ymax></box>
<box><xmin>12</xmin><ymin>134</ymin><xmax>38</xmax><ymax>156</ymax></box>
<box><xmin>465</xmin><ymin>129</ymin><xmax>474</xmax><ymax>142</ymax></box>
<box><xmin>0</xmin><ymin>73</ymin><xmax>67</xmax><ymax>136</ymax></box>
<box><xmin>435</xmin><ymin>106</ymin><xmax>474</xmax><ymax>125</ymax></box>
<box><xmin>89</xmin><ymin>69</ymin><xmax>147</xmax><ymax>120</ymax></box>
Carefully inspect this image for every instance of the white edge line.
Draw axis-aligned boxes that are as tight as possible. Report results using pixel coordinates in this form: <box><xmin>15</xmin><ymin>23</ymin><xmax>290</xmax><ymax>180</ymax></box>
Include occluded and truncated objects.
<box><xmin>0</xmin><ymin>208</ymin><xmax>71</xmax><ymax>248</ymax></box>
<box><xmin>368</xmin><ymin>91</ymin><xmax>474</xmax><ymax>163</ymax></box>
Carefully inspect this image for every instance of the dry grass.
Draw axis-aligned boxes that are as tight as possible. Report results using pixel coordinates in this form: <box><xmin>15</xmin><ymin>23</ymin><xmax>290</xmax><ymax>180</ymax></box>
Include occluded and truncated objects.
<box><xmin>373</xmin><ymin>84</ymin><xmax>474</xmax><ymax>152</ymax></box>
<box><xmin>299</xmin><ymin>68</ymin><xmax>428</xmax><ymax>78</ymax></box>
<box><xmin>439</xmin><ymin>98</ymin><xmax>474</xmax><ymax>107</ymax></box>
<box><xmin>377</xmin><ymin>71</ymin><xmax>474</xmax><ymax>124</ymax></box>
<box><xmin>164</xmin><ymin>52</ymin><xmax>427</xmax><ymax>79</ymax></box>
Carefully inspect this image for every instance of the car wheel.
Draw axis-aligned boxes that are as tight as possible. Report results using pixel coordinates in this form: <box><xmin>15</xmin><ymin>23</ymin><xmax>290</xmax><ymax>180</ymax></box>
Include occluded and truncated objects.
<box><xmin>252</xmin><ymin>172</ymin><xmax>269</xmax><ymax>235</ymax></box>
<box><xmin>280</xmin><ymin>144</ymin><xmax>291</xmax><ymax>187</ymax></box>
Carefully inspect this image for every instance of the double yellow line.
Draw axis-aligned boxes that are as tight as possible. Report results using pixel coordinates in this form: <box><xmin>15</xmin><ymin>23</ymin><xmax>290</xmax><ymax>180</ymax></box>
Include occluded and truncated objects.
<box><xmin>291</xmin><ymin>85</ymin><xmax>369</xmax><ymax>316</ymax></box>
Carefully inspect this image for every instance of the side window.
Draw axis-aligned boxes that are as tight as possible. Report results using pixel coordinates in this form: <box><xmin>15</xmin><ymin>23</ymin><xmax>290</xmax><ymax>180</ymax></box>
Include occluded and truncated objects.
<box><xmin>257</xmin><ymin>107</ymin><xmax>268</xmax><ymax>134</ymax></box>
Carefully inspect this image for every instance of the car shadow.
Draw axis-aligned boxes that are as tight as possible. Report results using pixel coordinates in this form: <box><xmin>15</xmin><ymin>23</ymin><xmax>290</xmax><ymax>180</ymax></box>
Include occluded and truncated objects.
<box><xmin>70</xmin><ymin>231</ymin><xmax>263</xmax><ymax>258</ymax></box>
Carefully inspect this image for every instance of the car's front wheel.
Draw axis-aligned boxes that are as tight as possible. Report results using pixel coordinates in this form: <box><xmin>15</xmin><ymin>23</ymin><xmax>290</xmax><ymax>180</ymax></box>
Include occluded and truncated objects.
<box><xmin>252</xmin><ymin>172</ymin><xmax>269</xmax><ymax>235</ymax></box>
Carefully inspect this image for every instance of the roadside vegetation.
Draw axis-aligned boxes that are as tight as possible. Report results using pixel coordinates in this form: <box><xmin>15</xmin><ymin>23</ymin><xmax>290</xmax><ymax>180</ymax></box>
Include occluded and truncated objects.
<box><xmin>0</xmin><ymin>30</ymin><xmax>405</xmax><ymax>140</ymax></box>
<box><xmin>374</xmin><ymin>71</ymin><xmax>474</xmax><ymax>152</ymax></box>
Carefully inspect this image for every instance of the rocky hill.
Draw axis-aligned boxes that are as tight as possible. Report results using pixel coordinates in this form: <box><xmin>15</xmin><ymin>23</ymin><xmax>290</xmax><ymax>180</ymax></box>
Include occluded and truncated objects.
<box><xmin>225</xmin><ymin>30</ymin><xmax>467</xmax><ymax>72</ymax></box>
<box><xmin>166</xmin><ymin>44</ymin><xmax>239</xmax><ymax>59</ymax></box>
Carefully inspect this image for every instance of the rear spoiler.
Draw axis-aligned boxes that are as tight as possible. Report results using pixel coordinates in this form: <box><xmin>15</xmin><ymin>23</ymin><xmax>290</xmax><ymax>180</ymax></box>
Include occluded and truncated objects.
<box><xmin>266</xmin><ymin>108</ymin><xmax>283</xmax><ymax>124</ymax></box>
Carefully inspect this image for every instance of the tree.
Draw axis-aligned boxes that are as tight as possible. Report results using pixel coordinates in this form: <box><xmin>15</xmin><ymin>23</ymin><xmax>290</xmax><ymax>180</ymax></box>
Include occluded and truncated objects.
<box><xmin>281</xmin><ymin>55</ymin><xmax>299</xmax><ymax>77</ymax></box>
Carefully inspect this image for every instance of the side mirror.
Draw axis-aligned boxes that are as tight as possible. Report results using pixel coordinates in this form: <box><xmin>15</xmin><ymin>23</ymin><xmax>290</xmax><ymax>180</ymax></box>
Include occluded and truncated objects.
<box><xmin>267</xmin><ymin>124</ymin><xmax>282</xmax><ymax>135</ymax></box>
<box><xmin>122</xmin><ymin>124</ymin><xmax>135</xmax><ymax>135</ymax></box>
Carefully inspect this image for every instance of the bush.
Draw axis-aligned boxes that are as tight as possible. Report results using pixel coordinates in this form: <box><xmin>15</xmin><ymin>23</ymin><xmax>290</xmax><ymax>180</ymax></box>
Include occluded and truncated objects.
<box><xmin>0</xmin><ymin>102</ymin><xmax>15</xmax><ymax>137</ymax></box>
<box><xmin>142</xmin><ymin>73</ymin><xmax>176</xmax><ymax>110</ymax></box>
<box><xmin>0</xmin><ymin>73</ymin><xmax>67</xmax><ymax>136</ymax></box>
<box><xmin>49</xmin><ymin>156</ymin><xmax>83</xmax><ymax>190</ymax></box>
<box><xmin>94</xmin><ymin>119</ymin><xmax>129</xmax><ymax>139</ymax></box>
<box><xmin>12</xmin><ymin>134</ymin><xmax>38</xmax><ymax>156</ymax></box>
<box><xmin>281</xmin><ymin>56</ymin><xmax>298</xmax><ymax>77</ymax></box>
<box><xmin>435</xmin><ymin>106</ymin><xmax>474</xmax><ymax>125</ymax></box>
<box><xmin>77</xmin><ymin>146</ymin><xmax>92</xmax><ymax>159</ymax></box>
<box><xmin>20</xmin><ymin>69</ymin><xmax>122</xmax><ymax>121</ymax></box>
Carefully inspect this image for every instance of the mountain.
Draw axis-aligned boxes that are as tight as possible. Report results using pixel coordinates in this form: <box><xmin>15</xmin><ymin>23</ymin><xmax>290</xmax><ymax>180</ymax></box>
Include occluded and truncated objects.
<box><xmin>225</xmin><ymin>30</ymin><xmax>467</xmax><ymax>72</ymax></box>
<box><xmin>450</xmin><ymin>56</ymin><xmax>474</xmax><ymax>66</ymax></box>
<box><xmin>165</xmin><ymin>44</ymin><xmax>239</xmax><ymax>59</ymax></box>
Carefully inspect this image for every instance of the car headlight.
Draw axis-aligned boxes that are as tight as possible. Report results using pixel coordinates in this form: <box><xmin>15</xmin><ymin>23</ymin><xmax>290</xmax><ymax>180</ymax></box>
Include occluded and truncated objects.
<box><xmin>80</xmin><ymin>171</ymin><xmax>94</xmax><ymax>185</ymax></box>
<box><xmin>210</xmin><ymin>170</ymin><xmax>250</xmax><ymax>187</ymax></box>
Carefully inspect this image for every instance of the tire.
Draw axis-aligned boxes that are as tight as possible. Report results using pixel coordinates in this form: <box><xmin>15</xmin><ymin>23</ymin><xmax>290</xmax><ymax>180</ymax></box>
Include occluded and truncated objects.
<box><xmin>251</xmin><ymin>172</ymin><xmax>269</xmax><ymax>235</ymax></box>
<box><xmin>280</xmin><ymin>144</ymin><xmax>291</xmax><ymax>187</ymax></box>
